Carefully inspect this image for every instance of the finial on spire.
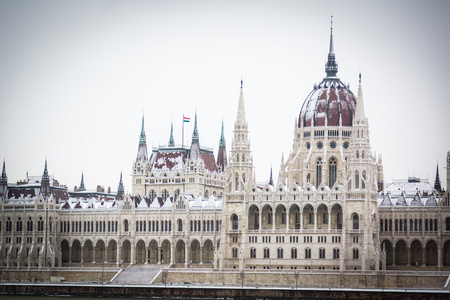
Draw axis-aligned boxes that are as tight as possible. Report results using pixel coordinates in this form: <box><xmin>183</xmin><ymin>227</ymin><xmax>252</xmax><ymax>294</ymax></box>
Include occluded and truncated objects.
<box><xmin>269</xmin><ymin>166</ymin><xmax>274</xmax><ymax>186</ymax></box>
<box><xmin>219</xmin><ymin>119</ymin><xmax>226</xmax><ymax>148</ymax></box>
<box><xmin>80</xmin><ymin>172</ymin><xmax>85</xmax><ymax>190</ymax></box>
<box><xmin>359</xmin><ymin>72</ymin><xmax>362</xmax><ymax>83</ymax></box>
<box><xmin>118</xmin><ymin>171</ymin><xmax>125</xmax><ymax>196</ymax></box>
<box><xmin>241</xmin><ymin>78</ymin><xmax>243</xmax><ymax>89</ymax></box>
<box><xmin>42</xmin><ymin>158</ymin><xmax>49</xmax><ymax>183</ymax></box>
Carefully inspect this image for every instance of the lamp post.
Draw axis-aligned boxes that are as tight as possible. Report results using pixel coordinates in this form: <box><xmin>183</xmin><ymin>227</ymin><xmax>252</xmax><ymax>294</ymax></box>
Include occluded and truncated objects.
<box><xmin>240</xmin><ymin>271</ymin><xmax>244</xmax><ymax>288</ymax></box>
<box><xmin>294</xmin><ymin>271</ymin><xmax>299</xmax><ymax>289</ymax></box>
<box><xmin>101</xmin><ymin>259</ymin><xmax>104</xmax><ymax>286</ymax></box>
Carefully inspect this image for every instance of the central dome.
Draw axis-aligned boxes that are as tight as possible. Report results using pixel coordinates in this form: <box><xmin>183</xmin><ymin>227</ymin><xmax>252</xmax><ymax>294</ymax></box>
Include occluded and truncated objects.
<box><xmin>298</xmin><ymin>27</ymin><xmax>357</xmax><ymax>128</ymax></box>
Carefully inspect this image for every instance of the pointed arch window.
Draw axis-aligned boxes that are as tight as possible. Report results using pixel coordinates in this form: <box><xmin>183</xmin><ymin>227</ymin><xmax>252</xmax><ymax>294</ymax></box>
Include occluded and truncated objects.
<box><xmin>316</xmin><ymin>158</ymin><xmax>323</xmax><ymax>186</ymax></box>
<box><xmin>328</xmin><ymin>157</ymin><xmax>337</xmax><ymax>187</ymax></box>
<box><xmin>232</xmin><ymin>214</ymin><xmax>239</xmax><ymax>230</ymax></box>
<box><xmin>355</xmin><ymin>171</ymin><xmax>360</xmax><ymax>189</ymax></box>
<box><xmin>361</xmin><ymin>171</ymin><xmax>366</xmax><ymax>190</ymax></box>
<box><xmin>235</xmin><ymin>173</ymin><xmax>239</xmax><ymax>192</ymax></box>
<box><xmin>356</xmin><ymin>151</ymin><xmax>359</xmax><ymax>159</ymax></box>
<box><xmin>352</xmin><ymin>214</ymin><xmax>359</xmax><ymax>230</ymax></box>
<box><xmin>242</xmin><ymin>174</ymin><xmax>245</xmax><ymax>191</ymax></box>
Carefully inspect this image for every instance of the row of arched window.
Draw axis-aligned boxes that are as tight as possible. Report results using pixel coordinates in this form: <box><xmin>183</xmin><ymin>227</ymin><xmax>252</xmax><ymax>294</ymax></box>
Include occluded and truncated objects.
<box><xmin>2</xmin><ymin>217</ymin><xmax>45</xmax><ymax>232</ymax></box>
<box><xmin>241</xmin><ymin>247</ymin><xmax>359</xmax><ymax>260</ymax></box>
<box><xmin>60</xmin><ymin>220</ymin><xmax>117</xmax><ymax>233</ymax></box>
<box><xmin>380</xmin><ymin>218</ymin><xmax>438</xmax><ymax>232</ymax></box>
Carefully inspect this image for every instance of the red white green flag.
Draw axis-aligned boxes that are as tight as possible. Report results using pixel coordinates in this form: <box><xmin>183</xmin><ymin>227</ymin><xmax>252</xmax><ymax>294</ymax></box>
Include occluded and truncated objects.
<box><xmin>183</xmin><ymin>116</ymin><xmax>190</xmax><ymax>123</ymax></box>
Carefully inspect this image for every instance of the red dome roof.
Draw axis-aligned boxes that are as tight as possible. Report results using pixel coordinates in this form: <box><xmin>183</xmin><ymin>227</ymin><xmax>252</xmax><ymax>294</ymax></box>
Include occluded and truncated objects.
<box><xmin>299</xmin><ymin>79</ymin><xmax>356</xmax><ymax>127</ymax></box>
<box><xmin>298</xmin><ymin>25</ymin><xmax>357</xmax><ymax>128</ymax></box>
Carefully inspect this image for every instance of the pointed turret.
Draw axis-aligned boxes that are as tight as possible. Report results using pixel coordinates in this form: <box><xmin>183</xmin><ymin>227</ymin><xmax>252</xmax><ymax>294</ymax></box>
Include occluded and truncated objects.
<box><xmin>325</xmin><ymin>16</ymin><xmax>338</xmax><ymax>78</ymax></box>
<box><xmin>354</xmin><ymin>73</ymin><xmax>366</xmax><ymax>122</ymax></box>
<box><xmin>217</xmin><ymin>120</ymin><xmax>228</xmax><ymax>172</ymax></box>
<box><xmin>136</xmin><ymin>113</ymin><xmax>148</xmax><ymax>163</ymax></box>
<box><xmin>0</xmin><ymin>160</ymin><xmax>7</xmax><ymax>185</ymax></box>
<box><xmin>269</xmin><ymin>167</ymin><xmax>274</xmax><ymax>186</ymax></box>
<box><xmin>117</xmin><ymin>171</ymin><xmax>125</xmax><ymax>199</ymax></box>
<box><xmin>434</xmin><ymin>162</ymin><xmax>442</xmax><ymax>194</ymax></box>
<box><xmin>41</xmin><ymin>159</ymin><xmax>51</xmax><ymax>198</ymax></box>
<box><xmin>190</xmin><ymin>111</ymin><xmax>201</xmax><ymax>161</ymax></box>
<box><xmin>79</xmin><ymin>172</ymin><xmax>86</xmax><ymax>191</ymax></box>
<box><xmin>0</xmin><ymin>159</ymin><xmax>7</xmax><ymax>198</ymax></box>
<box><xmin>236</xmin><ymin>79</ymin><xmax>247</xmax><ymax>125</ymax></box>
<box><xmin>168</xmin><ymin>122</ymin><xmax>175</xmax><ymax>147</ymax></box>
<box><xmin>192</xmin><ymin>111</ymin><xmax>199</xmax><ymax>143</ymax></box>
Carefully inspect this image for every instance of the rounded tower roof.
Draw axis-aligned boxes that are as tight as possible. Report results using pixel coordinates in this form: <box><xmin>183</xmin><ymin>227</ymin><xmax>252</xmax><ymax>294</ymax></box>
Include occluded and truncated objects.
<box><xmin>298</xmin><ymin>22</ymin><xmax>357</xmax><ymax>128</ymax></box>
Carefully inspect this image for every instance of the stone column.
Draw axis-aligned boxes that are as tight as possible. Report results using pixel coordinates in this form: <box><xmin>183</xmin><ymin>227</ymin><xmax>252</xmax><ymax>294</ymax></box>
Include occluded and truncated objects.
<box><xmin>185</xmin><ymin>244</ymin><xmax>189</xmax><ymax>268</ymax></box>
<box><xmin>145</xmin><ymin>246</ymin><xmax>148</xmax><ymax>265</ymax></box>
<box><xmin>69</xmin><ymin>245</ymin><xmax>72</xmax><ymax>263</ymax></box>
<box><xmin>157</xmin><ymin>247</ymin><xmax>161</xmax><ymax>264</ymax></box>
<box><xmin>92</xmin><ymin>246</ymin><xmax>96</xmax><ymax>263</ymax></box>
<box><xmin>200</xmin><ymin>246</ymin><xmax>204</xmax><ymax>264</ymax></box>
<box><xmin>300</xmin><ymin>211</ymin><xmax>303</xmax><ymax>230</ymax></box>
<box><xmin>259</xmin><ymin>212</ymin><xmax>262</xmax><ymax>231</ymax></box>
<box><xmin>131</xmin><ymin>244</ymin><xmax>135</xmax><ymax>264</ymax></box>
<box><xmin>286</xmin><ymin>212</ymin><xmax>289</xmax><ymax>231</ymax></box>
<box><xmin>314</xmin><ymin>211</ymin><xmax>317</xmax><ymax>230</ymax></box>
<box><xmin>170</xmin><ymin>243</ymin><xmax>175</xmax><ymax>265</ymax></box>
<box><xmin>328</xmin><ymin>212</ymin><xmax>331</xmax><ymax>230</ymax></box>
<box><xmin>116</xmin><ymin>243</ymin><xmax>121</xmax><ymax>267</ymax></box>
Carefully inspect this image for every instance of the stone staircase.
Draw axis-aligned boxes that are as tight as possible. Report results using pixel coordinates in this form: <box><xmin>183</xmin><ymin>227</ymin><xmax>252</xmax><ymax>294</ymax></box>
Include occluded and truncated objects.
<box><xmin>112</xmin><ymin>264</ymin><xmax>166</xmax><ymax>285</ymax></box>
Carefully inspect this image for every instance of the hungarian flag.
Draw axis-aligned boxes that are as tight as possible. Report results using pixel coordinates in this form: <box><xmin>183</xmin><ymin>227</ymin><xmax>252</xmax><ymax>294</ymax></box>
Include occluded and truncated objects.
<box><xmin>183</xmin><ymin>116</ymin><xmax>190</xmax><ymax>123</ymax></box>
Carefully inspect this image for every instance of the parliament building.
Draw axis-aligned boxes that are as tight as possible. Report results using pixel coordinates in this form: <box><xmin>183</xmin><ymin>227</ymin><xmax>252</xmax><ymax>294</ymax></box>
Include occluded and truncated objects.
<box><xmin>1</xmin><ymin>26</ymin><xmax>449</xmax><ymax>273</ymax></box>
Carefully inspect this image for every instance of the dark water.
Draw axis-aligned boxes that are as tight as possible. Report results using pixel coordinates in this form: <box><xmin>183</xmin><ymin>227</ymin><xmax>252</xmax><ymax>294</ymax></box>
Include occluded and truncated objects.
<box><xmin>0</xmin><ymin>297</ymin><xmax>188</xmax><ymax>300</ymax></box>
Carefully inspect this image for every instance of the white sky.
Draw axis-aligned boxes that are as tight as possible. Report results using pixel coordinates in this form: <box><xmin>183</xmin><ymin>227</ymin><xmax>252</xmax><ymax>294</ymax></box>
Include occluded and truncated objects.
<box><xmin>1</xmin><ymin>0</ymin><xmax>449</xmax><ymax>193</ymax></box>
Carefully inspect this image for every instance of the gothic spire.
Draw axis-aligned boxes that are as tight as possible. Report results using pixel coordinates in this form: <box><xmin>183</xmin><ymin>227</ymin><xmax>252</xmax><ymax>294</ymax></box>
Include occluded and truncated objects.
<box><xmin>117</xmin><ymin>171</ymin><xmax>125</xmax><ymax>198</ymax></box>
<box><xmin>269</xmin><ymin>166</ymin><xmax>274</xmax><ymax>186</ymax></box>
<box><xmin>236</xmin><ymin>79</ymin><xmax>247</xmax><ymax>125</ymax></box>
<box><xmin>355</xmin><ymin>73</ymin><xmax>366</xmax><ymax>121</ymax></box>
<box><xmin>192</xmin><ymin>110</ymin><xmax>199</xmax><ymax>143</ymax></box>
<box><xmin>139</xmin><ymin>113</ymin><xmax>146</xmax><ymax>145</ymax></box>
<box><xmin>42</xmin><ymin>159</ymin><xmax>49</xmax><ymax>183</ymax></box>
<box><xmin>79</xmin><ymin>172</ymin><xmax>85</xmax><ymax>190</ymax></box>
<box><xmin>168</xmin><ymin>122</ymin><xmax>175</xmax><ymax>147</ymax></box>
<box><xmin>325</xmin><ymin>16</ymin><xmax>338</xmax><ymax>78</ymax></box>
<box><xmin>434</xmin><ymin>162</ymin><xmax>442</xmax><ymax>193</ymax></box>
<box><xmin>219</xmin><ymin>119</ymin><xmax>226</xmax><ymax>148</ymax></box>
<box><xmin>0</xmin><ymin>159</ymin><xmax>7</xmax><ymax>184</ymax></box>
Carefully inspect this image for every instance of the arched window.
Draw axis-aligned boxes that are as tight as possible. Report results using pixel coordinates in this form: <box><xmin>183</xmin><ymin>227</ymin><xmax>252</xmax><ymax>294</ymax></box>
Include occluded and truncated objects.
<box><xmin>242</xmin><ymin>174</ymin><xmax>245</xmax><ymax>191</ymax></box>
<box><xmin>380</xmin><ymin>219</ymin><xmax>383</xmax><ymax>232</ymax></box>
<box><xmin>235</xmin><ymin>173</ymin><xmax>239</xmax><ymax>192</ymax></box>
<box><xmin>316</xmin><ymin>158</ymin><xmax>323</xmax><ymax>185</ymax></box>
<box><xmin>308</xmin><ymin>207</ymin><xmax>314</xmax><ymax>224</ymax></box>
<box><xmin>446</xmin><ymin>218</ymin><xmax>450</xmax><ymax>231</ymax></box>
<box><xmin>242</xmin><ymin>154</ymin><xmax>245</xmax><ymax>162</ymax></box>
<box><xmin>356</xmin><ymin>151</ymin><xmax>359</xmax><ymax>159</ymax></box>
<box><xmin>333</xmin><ymin>248</ymin><xmax>340</xmax><ymax>259</ymax></box>
<box><xmin>232</xmin><ymin>214</ymin><xmax>239</xmax><ymax>230</ymax></box>
<box><xmin>16</xmin><ymin>217</ymin><xmax>22</xmax><ymax>232</ymax></box>
<box><xmin>352</xmin><ymin>214</ymin><xmax>359</xmax><ymax>230</ymax></box>
<box><xmin>162</xmin><ymin>190</ymin><xmax>169</xmax><ymax>201</ymax></box>
<box><xmin>237</xmin><ymin>154</ymin><xmax>239</xmax><ymax>162</ymax></box>
<box><xmin>355</xmin><ymin>171</ymin><xmax>360</xmax><ymax>189</ymax></box>
<box><xmin>281</xmin><ymin>207</ymin><xmax>286</xmax><ymax>224</ymax></box>
<box><xmin>264</xmin><ymin>248</ymin><xmax>270</xmax><ymax>259</ymax></box>
<box><xmin>328</xmin><ymin>157</ymin><xmax>337</xmax><ymax>187</ymax></box>
<box><xmin>277</xmin><ymin>248</ymin><xmax>284</xmax><ymax>259</ymax></box>
<box><xmin>268</xmin><ymin>207</ymin><xmax>273</xmax><ymax>224</ymax></box>
<box><xmin>361</xmin><ymin>171</ymin><xmax>366</xmax><ymax>189</ymax></box>
<box><xmin>232</xmin><ymin>247</ymin><xmax>238</xmax><ymax>258</ymax></box>
<box><xmin>177</xmin><ymin>219</ymin><xmax>183</xmax><ymax>232</ymax></box>
<box><xmin>305</xmin><ymin>248</ymin><xmax>311</xmax><ymax>259</ymax></box>
<box><xmin>291</xmin><ymin>248</ymin><xmax>297</xmax><ymax>259</ymax></box>
<box><xmin>124</xmin><ymin>219</ymin><xmax>129</xmax><ymax>232</ymax></box>
<box><xmin>353</xmin><ymin>248</ymin><xmax>359</xmax><ymax>259</ymax></box>
<box><xmin>306</xmin><ymin>173</ymin><xmax>311</xmax><ymax>183</ymax></box>
<box><xmin>250</xmin><ymin>248</ymin><xmax>256</xmax><ymax>258</ymax></box>
<box><xmin>319</xmin><ymin>248</ymin><xmax>325</xmax><ymax>259</ymax></box>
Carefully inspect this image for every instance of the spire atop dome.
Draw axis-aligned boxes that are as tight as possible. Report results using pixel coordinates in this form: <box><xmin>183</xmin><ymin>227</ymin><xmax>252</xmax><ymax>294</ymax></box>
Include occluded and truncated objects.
<box><xmin>192</xmin><ymin>110</ymin><xmax>199</xmax><ymax>143</ymax></box>
<box><xmin>325</xmin><ymin>16</ymin><xmax>338</xmax><ymax>78</ymax></box>
<box><xmin>168</xmin><ymin>122</ymin><xmax>175</xmax><ymax>147</ymax></box>
<box><xmin>139</xmin><ymin>113</ymin><xmax>146</xmax><ymax>145</ymax></box>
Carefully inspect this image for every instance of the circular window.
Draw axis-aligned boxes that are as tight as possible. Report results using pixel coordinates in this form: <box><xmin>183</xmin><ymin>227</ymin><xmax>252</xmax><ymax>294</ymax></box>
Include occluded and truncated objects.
<box><xmin>343</xmin><ymin>142</ymin><xmax>349</xmax><ymax>149</ymax></box>
<box><xmin>293</xmin><ymin>188</ymin><xmax>296</xmax><ymax>192</ymax></box>
<box><xmin>321</xmin><ymin>187</ymin><xmax>324</xmax><ymax>191</ymax></box>
<box><xmin>330</xmin><ymin>141</ymin><xmax>336</xmax><ymax>149</ymax></box>
<box><xmin>306</xmin><ymin>142</ymin><xmax>310</xmax><ymax>149</ymax></box>
<box><xmin>317</xmin><ymin>142</ymin><xmax>323</xmax><ymax>149</ymax></box>
<box><xmin>307</xmin><ymin>187</ymin><xmax>310</xmax><ymax>192</ymax></box>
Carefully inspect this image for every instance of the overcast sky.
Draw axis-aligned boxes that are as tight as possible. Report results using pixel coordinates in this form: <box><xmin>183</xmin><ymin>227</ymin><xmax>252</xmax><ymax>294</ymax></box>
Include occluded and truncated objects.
<box><xmin>1</xmin><ymin>0</ymin><xmax>449</xmax><ymax>193</ymax></box>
